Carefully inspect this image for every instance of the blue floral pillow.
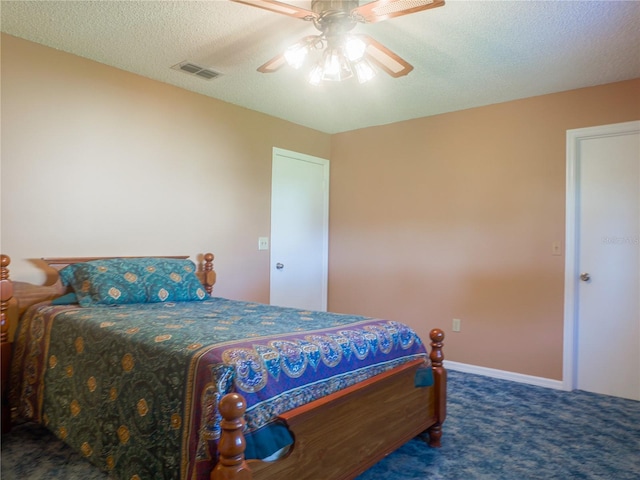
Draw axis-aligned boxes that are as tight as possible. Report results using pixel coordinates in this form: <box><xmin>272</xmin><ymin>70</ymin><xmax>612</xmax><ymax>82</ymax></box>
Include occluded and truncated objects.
<box><xmin>59</xmin><ymin>258</ymin><xmax>208</xmax><ymax>307</ymax></box>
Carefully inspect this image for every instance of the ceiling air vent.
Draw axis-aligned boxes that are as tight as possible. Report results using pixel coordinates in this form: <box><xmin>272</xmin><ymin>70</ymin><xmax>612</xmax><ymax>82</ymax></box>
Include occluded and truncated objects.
<box><xmin>171</xmin><ymin>61</ymin><xmax>222</xmax><ymax>80</ymax></box>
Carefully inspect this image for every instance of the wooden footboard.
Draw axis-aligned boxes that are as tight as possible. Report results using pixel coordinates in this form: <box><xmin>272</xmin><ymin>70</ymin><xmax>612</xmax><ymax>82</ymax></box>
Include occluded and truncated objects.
<box><xmin>213</xmin><ymin>329</ymin><xmax>446</xmax><ymax>480</ymax></box>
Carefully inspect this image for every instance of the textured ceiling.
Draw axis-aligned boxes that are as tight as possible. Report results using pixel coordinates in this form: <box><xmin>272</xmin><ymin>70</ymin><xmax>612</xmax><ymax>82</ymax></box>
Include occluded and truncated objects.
<box><xmin>1</xmin><ymin>0</ymin><xmax>639</xmax><ymax>134</ymax></box>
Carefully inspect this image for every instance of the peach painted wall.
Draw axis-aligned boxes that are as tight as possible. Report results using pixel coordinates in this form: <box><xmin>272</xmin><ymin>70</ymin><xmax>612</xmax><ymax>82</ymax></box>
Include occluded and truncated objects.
<box><xmin>2</xmin><ymin>34</ymin><xmax>639</xmax><ymax>381</ymax></box>
<box><xmin>329</xmin><ymin>79</ymin><xmax>640</xmax><ymax>380</ymax></box>
<box><xmin>0</xmin><ymin>34</ymin><xmax>331</xmax><ymax>302</ymax></box>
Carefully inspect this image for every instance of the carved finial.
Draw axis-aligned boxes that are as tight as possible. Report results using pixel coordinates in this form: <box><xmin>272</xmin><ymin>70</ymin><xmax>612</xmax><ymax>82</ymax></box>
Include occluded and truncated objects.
<box><xmin>202</xmin><ymin>253</ymin><xmax>216</xmax><ymax>295</ymax></box>
<box><xmin>429</xmin><ymin>328</ymin><xmax>445</xmax><ymax>368</ymax></box>
<box><xmin>1</xmin><ymin>254</ymin><xmax>13</xmax><ymax>342</ymax></box>
<box><xmin>219</xmin><ymin>392</ymin><xmax>246</xmax><ymax>421</ymax></box>
<box><xmin>0</xmin><ymin>255</ymin><xmax>10</xmax><ymax>279</ymax></box>
<box><xmin>211</xmin><ymin>393</ymin><xmax>252</xmax><ymax>480</ymax></box>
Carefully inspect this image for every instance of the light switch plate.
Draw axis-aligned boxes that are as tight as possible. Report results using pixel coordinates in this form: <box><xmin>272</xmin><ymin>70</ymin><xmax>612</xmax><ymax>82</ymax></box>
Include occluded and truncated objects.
<box><xmin>452</xmin><ymin>318</ymin><xmax>461</xmax><ymax>332</ymax></box>
<box><xmin>258</xmin><ymin>237</ymin><xmax>269</xmax><ymax>251</ymax></box>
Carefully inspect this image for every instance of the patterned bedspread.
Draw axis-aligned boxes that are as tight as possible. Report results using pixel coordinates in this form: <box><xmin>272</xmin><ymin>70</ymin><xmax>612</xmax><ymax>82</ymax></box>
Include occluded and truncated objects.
<box><xmin>9</xmin><ymin>297</ymin><xmax>430</xmax><ymax>480</ymax></box>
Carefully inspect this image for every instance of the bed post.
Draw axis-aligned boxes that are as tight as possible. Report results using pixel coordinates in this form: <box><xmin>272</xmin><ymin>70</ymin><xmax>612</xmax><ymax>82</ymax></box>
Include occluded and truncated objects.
<box><xmin>0</xmin><ymin>255</ymin><xmax>11</xmax><ymax>342</ymax></box>
<box><xmin>211</xmin><ymin>393</ymin><xmax>252</xmax><ymax>480</ymax></box>
<box><xmin>202</xmin><ymin>253</ymin><xmax>216</xmax><ymax>295</ymax></box>
<box><xmin>1</xmin><ymin>254</ymin><xmax>13</xmax><ymax>433</ymax></box>
<box><xmin>427</xmin><ymin>328</ymin><xmax>446</xmax><ymax>447</ymax></box>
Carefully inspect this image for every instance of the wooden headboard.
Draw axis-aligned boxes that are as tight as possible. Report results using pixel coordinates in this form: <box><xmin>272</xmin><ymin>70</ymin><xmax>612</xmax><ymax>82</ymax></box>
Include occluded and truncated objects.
<box><xmin>42</xmin><ymin>253</ymin><xmax>216</xmax><ymax>293</ymax></box>
<box><xmin>43</xmin><ymin>255</ymin><xmax>188</xmax><ymax>269</ymax></box>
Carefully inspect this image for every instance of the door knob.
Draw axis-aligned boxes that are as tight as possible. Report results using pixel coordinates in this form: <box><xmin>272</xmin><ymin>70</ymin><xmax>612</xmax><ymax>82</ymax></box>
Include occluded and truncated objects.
<box><xmin>580</xmin><ymin>272</ymin><xmax>591</xmax><ymax>282</ymax></box>
<box><xmin>276</xmin><ymin>263</ymin><xmax>284</xmax><ymax>270</ymax></box>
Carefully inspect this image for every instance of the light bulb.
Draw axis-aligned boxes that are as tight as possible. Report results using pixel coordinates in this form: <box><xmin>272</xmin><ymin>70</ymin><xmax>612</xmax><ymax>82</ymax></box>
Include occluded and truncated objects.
<box><xmin>353</xmin><ymin>58</ymin><xmax>376</xmax><ymax>83</ymax></box>
<box><xmin>344</xmin><ymin>36</ymin><xmax>367</xmax><ymax>62</ymax></box>
<box><xmin>323</xmin><ymin>49</ymin><xmax>340</xmax><ymax>77</ymax></box>
<box><xmin>321</xmin><ymin>48</ymin><xmax>352</xmax><ymax>82</ymax></box>
<box><xmin>284</xmin><ymin>42</ymin><xmax>309</xmax><ymax>69</ymax></box>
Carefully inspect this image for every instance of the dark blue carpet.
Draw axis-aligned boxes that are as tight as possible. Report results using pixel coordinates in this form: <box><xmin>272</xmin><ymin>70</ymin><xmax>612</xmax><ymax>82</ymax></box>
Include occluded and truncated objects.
<box><xmin>2</xmin><ymin>370</ymin><xmax>639</xmax><ymax>479</ymax></box>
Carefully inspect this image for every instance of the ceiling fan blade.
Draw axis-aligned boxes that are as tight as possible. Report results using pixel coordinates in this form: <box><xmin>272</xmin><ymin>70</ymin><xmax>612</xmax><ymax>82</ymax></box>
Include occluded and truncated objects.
<box><xmin>230</xmin><ymin>0</ymin><xmax>317</xmax><ymax>20</ymax></box>
<box><xmin>257</xmin><ymin>52</ymin><xmax>288</xmax><ymax>73</ymax></box>
<box><xmin>360</xmin><ymin>34</ymin><xmax>413</xmax><ymax>77</ymax></box>
<box><xmin>353</xmin><ymin>0</ymin><xmax>445</xmax><ymax>23</ymax></box>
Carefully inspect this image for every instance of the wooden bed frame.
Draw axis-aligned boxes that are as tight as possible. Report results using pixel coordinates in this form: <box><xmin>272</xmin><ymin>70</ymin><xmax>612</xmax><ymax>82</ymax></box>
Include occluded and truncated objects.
<box><xmin>0</xmin><ymin>253</ymin><xmax>446</xmax><ymax>480</ymax></box>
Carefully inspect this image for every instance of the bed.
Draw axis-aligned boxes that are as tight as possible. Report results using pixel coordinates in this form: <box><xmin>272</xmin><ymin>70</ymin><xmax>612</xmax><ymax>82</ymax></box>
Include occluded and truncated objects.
<box><xmin>0</xmin><ymin>253</ymin><xmax>446</xmax><ymax>480</ymax></box>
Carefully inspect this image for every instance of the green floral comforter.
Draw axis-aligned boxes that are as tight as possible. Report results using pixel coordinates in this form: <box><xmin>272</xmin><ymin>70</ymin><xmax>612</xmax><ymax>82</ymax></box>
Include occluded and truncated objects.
<box><xmin>9</xmin><ymin>297</ymin><xmax>430</xmax><ymax>480</ymax></box>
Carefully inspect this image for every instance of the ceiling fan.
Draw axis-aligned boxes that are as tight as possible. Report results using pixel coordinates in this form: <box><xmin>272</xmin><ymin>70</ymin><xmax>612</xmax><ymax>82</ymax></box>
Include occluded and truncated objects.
<box><xmin>230</xmin><ymin>0</ymin><xmax>445</xmax><ymax>85</ymax></box>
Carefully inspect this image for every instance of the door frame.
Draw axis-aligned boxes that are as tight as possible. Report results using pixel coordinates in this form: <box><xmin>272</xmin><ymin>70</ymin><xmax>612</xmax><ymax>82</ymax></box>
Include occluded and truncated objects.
<box><xmin>270</xmin><ymin>147</ymin><xmax>330</xmax><ymax>310</ymax></box>
<box><xmin>562</xmin><ymin>120</ymin><xmax>640</xmax><ymax>391</ymax></box>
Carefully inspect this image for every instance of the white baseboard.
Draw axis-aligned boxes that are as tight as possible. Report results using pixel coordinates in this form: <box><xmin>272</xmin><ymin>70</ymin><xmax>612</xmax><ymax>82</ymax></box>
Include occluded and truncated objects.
<box><xmin>444</xmin><ymin>360</ymin><xmax>566</xmax><ymax>390</ymax></box>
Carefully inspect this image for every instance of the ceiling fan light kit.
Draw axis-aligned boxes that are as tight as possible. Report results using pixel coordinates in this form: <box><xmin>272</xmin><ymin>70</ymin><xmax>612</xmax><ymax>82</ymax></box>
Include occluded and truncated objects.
<box><xmin>308</xmin><ymin>42</ymin><xmax>375</xmax><ymax>84</ymax></box>
<box><xmin>286</xmin><ymin>34</ymin><xmax>376</xmax><ymax>85</ymax></box>
<box><xmin>232</xmin><ymin>0</ymin><xmax>445</xmax><ymax>86</ymax></box>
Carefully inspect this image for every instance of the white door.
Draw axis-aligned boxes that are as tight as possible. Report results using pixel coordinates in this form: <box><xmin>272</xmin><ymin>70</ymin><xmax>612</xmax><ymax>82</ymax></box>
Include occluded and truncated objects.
<box><xmin>564</xmin><ymin>121</ymin><xmax>640</xmax><ymax>400</ymax></box>
<box><xmin>270</xmin><ymin>148</ymin><xmax>329</xmax><ymax>311</ymax></box>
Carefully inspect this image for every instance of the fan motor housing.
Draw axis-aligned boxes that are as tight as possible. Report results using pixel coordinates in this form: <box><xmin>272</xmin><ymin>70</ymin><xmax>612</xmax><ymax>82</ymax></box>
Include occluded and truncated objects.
<box><xmin>312</xmin><ymin>0</ymin><xmax>358</xmax><ymax>36</ymax></box>
<box><xmin>311</xmin><ymin>0</ymin><xmax>358</xmax><ymax>15</ymax></box>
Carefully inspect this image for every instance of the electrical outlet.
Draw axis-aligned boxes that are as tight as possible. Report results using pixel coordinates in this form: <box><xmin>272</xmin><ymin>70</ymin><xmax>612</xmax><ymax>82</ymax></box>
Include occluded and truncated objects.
<box><xmin>452</xmin><ymin>318</ymin><xmax>461</xmax><ymax>332</ymax></box>
<box><xmin>258</xmin><ymin>237</ymin><xmax>269</xmax><ymax>251</ymax></box>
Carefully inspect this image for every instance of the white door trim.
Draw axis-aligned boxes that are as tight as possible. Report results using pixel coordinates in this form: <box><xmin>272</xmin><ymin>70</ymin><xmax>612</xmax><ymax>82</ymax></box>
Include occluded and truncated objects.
<box><xmin>563</xmin><ymin>120</ymin><xmax>640</xmax><ymax>391</ymax></box>
<box><xmin>270</xmin><ymin>147</ymin><xmax>330</xmax><ymax>311</ymax></box>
